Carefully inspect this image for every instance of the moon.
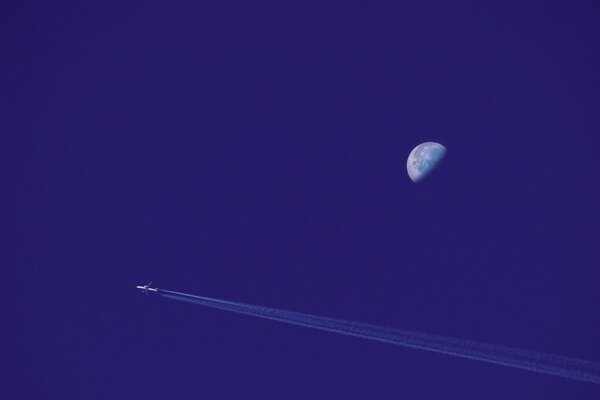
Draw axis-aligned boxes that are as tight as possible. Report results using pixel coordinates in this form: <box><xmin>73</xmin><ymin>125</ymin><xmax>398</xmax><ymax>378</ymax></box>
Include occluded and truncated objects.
<box><xmin>407</xmin><ymin>142</ymin><xmax>447</xmax><ymax>182</ymax></box>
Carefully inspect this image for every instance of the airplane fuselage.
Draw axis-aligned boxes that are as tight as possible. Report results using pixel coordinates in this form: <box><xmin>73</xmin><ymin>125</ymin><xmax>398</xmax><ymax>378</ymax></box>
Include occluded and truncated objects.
<box><xmin>136</xmin><ymin>284</ymin><xmax>158</xmax><ymax>294</ymax></box>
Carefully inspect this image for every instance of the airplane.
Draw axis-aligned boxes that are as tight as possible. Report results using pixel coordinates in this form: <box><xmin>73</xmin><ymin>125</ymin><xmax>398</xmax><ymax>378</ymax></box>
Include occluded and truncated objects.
<box><xmin>136</xmin><ymin>282</ymin><xmax>158</xmax><ymax>295</ymax></box>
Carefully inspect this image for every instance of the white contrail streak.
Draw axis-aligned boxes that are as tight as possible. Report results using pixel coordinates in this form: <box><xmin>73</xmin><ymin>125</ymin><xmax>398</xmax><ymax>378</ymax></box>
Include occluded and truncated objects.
<box><xmin>155</xmin><ymin>288</ymin><xmax>600</xmax><ymax>384</ymax></box>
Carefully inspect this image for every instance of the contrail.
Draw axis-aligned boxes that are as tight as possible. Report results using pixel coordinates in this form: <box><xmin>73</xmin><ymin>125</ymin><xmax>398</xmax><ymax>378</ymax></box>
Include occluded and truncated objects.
<box><xmin>150</xmin><ymin>287</ymin><xmax>600</xmax><ymax>384</ymax></box>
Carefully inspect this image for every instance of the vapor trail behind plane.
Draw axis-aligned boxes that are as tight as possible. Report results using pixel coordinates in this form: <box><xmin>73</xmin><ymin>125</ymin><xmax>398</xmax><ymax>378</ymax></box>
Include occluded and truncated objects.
<box><xmin>144</xmin><ymin>286</ymin><xmax>600</xmax><ymax>384</ymax></box>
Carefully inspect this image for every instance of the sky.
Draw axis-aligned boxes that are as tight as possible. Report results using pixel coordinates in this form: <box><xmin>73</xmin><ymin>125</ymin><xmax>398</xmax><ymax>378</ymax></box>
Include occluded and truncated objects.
<box><xmin>2</xmin><ymin>0</ymin><xmax>600</xmax><ymax>398</ymax></box>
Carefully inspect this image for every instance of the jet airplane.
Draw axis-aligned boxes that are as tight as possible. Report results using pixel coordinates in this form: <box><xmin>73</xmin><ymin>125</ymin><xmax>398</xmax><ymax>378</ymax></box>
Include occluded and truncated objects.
<box><xmin>136</xmin><ymin>282</ymin><xmax>158</xmax><ymax>295</ymax></box>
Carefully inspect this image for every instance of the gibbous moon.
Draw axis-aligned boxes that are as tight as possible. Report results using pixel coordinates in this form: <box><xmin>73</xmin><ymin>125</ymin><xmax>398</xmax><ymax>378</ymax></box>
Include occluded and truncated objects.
<box><xmin>407</xmin><ymin>142</ymin><xmax>447</xmax><ymax>182</ymax></box>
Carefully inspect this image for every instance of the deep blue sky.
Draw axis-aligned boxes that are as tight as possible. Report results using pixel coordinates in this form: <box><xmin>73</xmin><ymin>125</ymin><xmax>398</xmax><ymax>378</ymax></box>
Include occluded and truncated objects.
<box><xmin>3</xmin><ymin>1</ymin><xmax>600</xmax><ymax>398</ymax></box>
